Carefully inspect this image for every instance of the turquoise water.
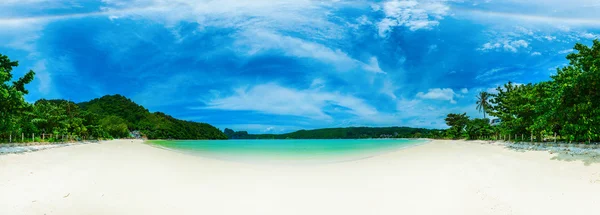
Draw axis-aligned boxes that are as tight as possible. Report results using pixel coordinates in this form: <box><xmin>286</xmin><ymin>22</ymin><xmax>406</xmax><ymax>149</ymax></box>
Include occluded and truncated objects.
<box><xmin>148</xmin><ymin>139</ymin><xmax>427</xmax><ymax>164</ymax></box>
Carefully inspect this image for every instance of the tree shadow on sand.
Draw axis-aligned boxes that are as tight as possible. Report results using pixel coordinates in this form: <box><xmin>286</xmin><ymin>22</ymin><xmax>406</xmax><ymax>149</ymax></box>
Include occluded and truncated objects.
<box><xmin>504</xmin><ymin>143</ymin><xmax>600</xmax><ymax>166</ymax></box>
<box><xmin>549</xmin><ymin>152</ymin><xmax>600</xmax><ymax>166</ymax></box>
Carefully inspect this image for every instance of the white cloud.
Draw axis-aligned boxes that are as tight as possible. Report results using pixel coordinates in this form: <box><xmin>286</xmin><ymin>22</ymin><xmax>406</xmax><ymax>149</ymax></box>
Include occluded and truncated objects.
<box><xmin>416</xmin><ymin>88</ymin><xmax>458</xmax><ymax>104</ymax></box>
<box><xmin>204</xmin><ymin>83</ymin><xmax>379</xmax><ymax>120</ymax></box>
<box><xmin>356</xmin><ymin>15</ymin><xmax>372</xmax><ymax>26</ymax></box>
<box><xmin>363</xmin><ymin>57</ymin><xmax>385</xmax><ymax>74</ymax></box>
<box><xmin>310</xmin><ymin>78</ymin><xmax>326</xmax><ymax>90</ymax></box>
<box><xmin>480</xmin><ymin>42</ymin><xmax>501</xmax><ymax>51</ymax></box>
<box><xmin>531</xmin><ymin>51</ymin><xmax>542</xmax><ymax>56</ymax></box>
<box><xmin>476</xmin><ymin>67</ymin><xmax>505</xmax><ymax>80</ymax></box>
<box><xmin>235</xmin><ymin>30</ymin><xmax>384</xmax><ymax>74</ymax></box>
<box><xmin>479</xmin><ymin>39</ymin><xmax>529</xmax><ymax>52</ymax></box>
<box><xmin>380</xmin><ymin>79</ymin><xmax>398</xmax><ymax>99</ymax></box>
<box><xmin>475</xmin><ymin>67</ymin><xmax>524</xmax><ymax>82</ymax></box>
<box><xmin>558</xmin><ymin>49</ymin><xmax>574</xmax><ymax>54</ymax></box>
<box><xmin>460</xmin><ymin>88</ymin><xmax>468</xmax><ymax>94</ymax></box>
<box><xmin>375</xmin><ymin>0</ymin><xmax>450</xmax><ymax>37</ymax></box>
<box><xmin>98</xmin><ymin>0</ymin><xmax>346</xmax><ymax>40</ymax></box>
<box><xmin>580</xmin><ymin>32</ymin><xmax>600</xmax><ymax>39</ymax></box>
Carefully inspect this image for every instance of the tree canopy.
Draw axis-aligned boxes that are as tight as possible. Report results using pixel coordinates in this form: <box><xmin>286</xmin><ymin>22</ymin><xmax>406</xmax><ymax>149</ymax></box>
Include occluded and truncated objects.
<box><xmin>0</xmin><ymin>54</ymin><xmax>35</xmax><ymax>138</ymax></box>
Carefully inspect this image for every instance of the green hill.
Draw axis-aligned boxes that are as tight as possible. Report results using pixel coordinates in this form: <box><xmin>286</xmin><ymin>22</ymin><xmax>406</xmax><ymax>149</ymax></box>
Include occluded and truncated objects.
<box><xmin>79</xmin><ymin>95</ymin><xmax>227</xmax><ymax>140</ymax></box>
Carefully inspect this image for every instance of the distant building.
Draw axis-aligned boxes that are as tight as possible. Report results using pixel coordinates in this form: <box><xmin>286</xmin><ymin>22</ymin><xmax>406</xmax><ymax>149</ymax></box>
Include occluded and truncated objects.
<box><xmin>130</xmin><ymin>130</ymin><xmax>142</xmax><ymax>139</ymax></box>
<box><xmin>490</xmin><ymin>118</ymin><xmax>502</xmax><ymax>126</ymax></box>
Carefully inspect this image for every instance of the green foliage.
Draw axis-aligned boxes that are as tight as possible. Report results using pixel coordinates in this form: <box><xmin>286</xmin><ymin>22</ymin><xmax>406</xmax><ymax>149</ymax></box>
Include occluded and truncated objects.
<box><xmin>0</xmin><ymin>54</ymin><xmax>35</xmax><ymax>138</ymax></box>
<box><xmin>100</xmin><ymin>115</ymin><xmax>129</xmax><ymax>138</ymax></box>
<box><xmin>80</xmin><ymin>95</ymin><xmax>227</xmax><ymax>140</ymax></box>
<box><xmin>224</xmin><ymin>127</ymin><xmax>444</xmax><ymax>139</ymax></box>
<box><xmin>79</xmin><ymin>95</ymin><xmax>149</xmax><ymax>129</ymax></box>
<box><xmin>482</xmin><ymin>39</ymin><xmax>600</xmax><ymax>143</ymax></box>
<box><xmin>489</xmin><ymin>82</ymin><xmax>537</xmax><ymax>136</ymax></box>
<box><xmin>465</xmin><ymin>118</ymin><xmax>493</xmax><ymax>140</ymax></box>
<box><xmin>476</xmin><ymin>91</ymin><xmax>491</xmax><ymax>119</ymax></box>
<box><xmin>444</xmin><ymin>113</ymin><xmax>469</xmax><ymax>139</ymax></box>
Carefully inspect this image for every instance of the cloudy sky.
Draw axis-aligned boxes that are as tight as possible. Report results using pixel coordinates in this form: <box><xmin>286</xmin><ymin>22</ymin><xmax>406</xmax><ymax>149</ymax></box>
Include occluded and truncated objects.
<box><xmin>1</xmin><ymin>0</ymin><xmax>599</xmax><ymax>133</ymax></box>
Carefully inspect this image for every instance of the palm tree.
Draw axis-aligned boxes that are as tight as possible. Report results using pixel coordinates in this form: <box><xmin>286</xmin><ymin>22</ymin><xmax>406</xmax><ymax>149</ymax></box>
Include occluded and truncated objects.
<box><xmin>476</xmin><ymin>91</ymin><xmax>490</xmax><ymax>119</ymax></box>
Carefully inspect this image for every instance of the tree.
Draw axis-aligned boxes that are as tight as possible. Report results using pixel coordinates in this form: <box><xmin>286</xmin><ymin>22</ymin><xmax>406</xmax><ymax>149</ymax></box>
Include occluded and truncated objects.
<box><xmin>0</xmin><ymin>54</ymin><xmax>35</xmax><ymax>137</ymax></box>
<box><xmin>465</xmin><ymin>118</ymin><xmax>493</xmax><ymax>140</ymax></box>
<box><xmin>475</xmin><ymin>91</ymin><xmax>491</xmax><ymax>119</ymax></box>
<box><xmin>100</xmin><ymin>115</ymin><xmax>130</xmax><ymax>138</ymax></box>
<box><xmin>445</xmin><ymin>113</ymin><xmax>469</xmax><ymax>139</ymax></box>
<box><xmin>551</xmin><ymin>39</ymin><xmax>600</xmax><ymax>142</ymax></box>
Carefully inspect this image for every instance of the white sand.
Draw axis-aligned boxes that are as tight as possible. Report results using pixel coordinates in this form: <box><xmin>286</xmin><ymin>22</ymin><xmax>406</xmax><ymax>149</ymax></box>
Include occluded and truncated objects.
<box><xmin>1</xmin><ymin>139</ymin><xmax>599</xmax><ymax>215</ymax></box>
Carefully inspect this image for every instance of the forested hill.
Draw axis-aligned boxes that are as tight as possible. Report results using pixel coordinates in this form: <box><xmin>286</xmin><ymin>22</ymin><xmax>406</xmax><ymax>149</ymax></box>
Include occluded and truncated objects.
<box><xmin>78</xmin><ymin>95</ymin><xmax>227</xmax><ymax>140</ymax></box>
<box><xmin>224</xmin><ymin>127</ymin><xmax>444</xmax><ymax>139</ymax></box>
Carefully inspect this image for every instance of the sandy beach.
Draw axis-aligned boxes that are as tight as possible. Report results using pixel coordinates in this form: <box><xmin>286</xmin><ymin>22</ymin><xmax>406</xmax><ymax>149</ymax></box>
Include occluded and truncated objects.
<box><xmin>1</xmin><ymin>139</ymin><xmax>599</xmax><ymax>215</ymax></box>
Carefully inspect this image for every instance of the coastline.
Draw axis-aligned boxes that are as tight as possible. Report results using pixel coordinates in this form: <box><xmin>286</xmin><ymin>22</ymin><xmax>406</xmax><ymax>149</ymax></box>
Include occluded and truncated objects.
<box><xmin>1</xmin><ymin>139</ymin><xmax>599</xmax><ymax>215</ymax></box>
<box><xmin>0</xmin><ymin>141</ymin><xmax>103</xmax><ymax>155</ymax></box>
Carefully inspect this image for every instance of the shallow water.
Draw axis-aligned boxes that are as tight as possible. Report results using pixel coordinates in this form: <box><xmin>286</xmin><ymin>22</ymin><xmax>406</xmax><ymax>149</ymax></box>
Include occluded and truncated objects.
<box><xmin>148</xmin><ymin>139</ymin><xmax>427</xmax><ymax>164</ymax></box>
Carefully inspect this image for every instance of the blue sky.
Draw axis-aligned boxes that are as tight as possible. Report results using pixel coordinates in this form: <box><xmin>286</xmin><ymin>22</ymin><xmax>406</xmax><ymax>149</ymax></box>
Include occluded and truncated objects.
<box><xmin>1</xmin><ymin>0</ymin><xmax>600</xmax><ymax>134</ymax></box>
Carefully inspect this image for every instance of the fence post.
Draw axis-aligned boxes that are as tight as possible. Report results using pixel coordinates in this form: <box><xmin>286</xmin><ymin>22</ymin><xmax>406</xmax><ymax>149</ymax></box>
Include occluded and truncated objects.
<box><xmin>32</xmin><ymin>133</ymin><xmax>34</xmax><ymax>142</ymax></box>
<box><xmin>22</xmin><ymin>133</ymin><xmax>24</xmax><ymax>142</ymax></box>
<box><xmin>9</xmin><ymin>133</ymin><xmax>11</xmax><ymax>143</ymax></box>
<box><xmin>42</xmin><ymin>133</ymin><xmax>45</xmax><ymax>141</ymax></box>
<box><xmin>521</xmin><ymin>134</ymin><xmax>524</xmax><ymax>142</ymax></box>
<box><xmin>531</xmin><ymin>133</ymin><xmax>533</xmax><ymax>142</ymax></box>
<box><xmin>554</xmin><ymin>133</ymin><xmax>557</xmax><ymax>143</ymax></box>
<box><xmin>509</xmin><ymin>134</ymin><xmax>511</xmax><ymax>142</ymax></box>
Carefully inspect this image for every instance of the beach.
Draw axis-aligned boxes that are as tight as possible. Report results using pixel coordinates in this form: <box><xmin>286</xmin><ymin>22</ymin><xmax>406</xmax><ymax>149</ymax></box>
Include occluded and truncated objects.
<box><xmin>1</xmin><ymin>139</ymin><xmax>599</xmax><ymax>215</ymax></box>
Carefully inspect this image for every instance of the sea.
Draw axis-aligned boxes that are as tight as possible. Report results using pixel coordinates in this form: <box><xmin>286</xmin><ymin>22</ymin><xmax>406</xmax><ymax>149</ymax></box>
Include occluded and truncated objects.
<box><xmin>148</xmin><ymin>139</ymin><xmax>428</xmax><ymax>165</ymax></box>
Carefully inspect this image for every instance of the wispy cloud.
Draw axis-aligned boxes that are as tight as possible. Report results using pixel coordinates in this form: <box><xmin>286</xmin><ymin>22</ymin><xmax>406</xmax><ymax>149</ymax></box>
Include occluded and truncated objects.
<box><xmin>558</xmin><ymin>49</ymin><xmax>574</xmax><ymax>54</ymax></box>
<box><xmin>459</xmin><ymin>8</ymin><xmax>600</xmax><ymax>27</ymax></box>
<box><xmin>235</xmin><ymin>30</ymin><xmax>384</xmax><ymax>74</ymax></box>
<box><xmin>203</xmin><ymin>83</ymin><xmax>379</xmax><ymax>120</ymax></box>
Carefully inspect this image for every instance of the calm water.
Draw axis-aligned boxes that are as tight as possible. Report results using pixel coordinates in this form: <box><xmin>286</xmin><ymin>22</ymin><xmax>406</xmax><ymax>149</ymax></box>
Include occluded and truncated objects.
<box><xmin>148</xmin><ymin>139</ymin><xmax>427</xmax><ymax>164</ymax></box>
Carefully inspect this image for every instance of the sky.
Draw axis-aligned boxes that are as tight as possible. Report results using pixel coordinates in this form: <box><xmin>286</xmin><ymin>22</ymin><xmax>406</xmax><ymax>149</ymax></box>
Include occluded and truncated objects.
<box><xmin>1</xmin><ymin>0</ymin><xmax>600</xmax><ymax>134</ymax></box>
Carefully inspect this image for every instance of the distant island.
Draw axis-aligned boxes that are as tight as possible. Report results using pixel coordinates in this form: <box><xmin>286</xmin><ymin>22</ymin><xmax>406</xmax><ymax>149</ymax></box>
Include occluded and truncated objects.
<box><xmin>224</xmin><ymin>127</ymin><xmax>444</xmax><ymax>139</ymax></box>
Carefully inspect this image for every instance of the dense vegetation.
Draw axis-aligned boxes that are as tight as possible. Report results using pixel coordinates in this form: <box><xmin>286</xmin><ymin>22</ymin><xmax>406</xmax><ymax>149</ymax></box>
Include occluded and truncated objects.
<box><xmin>79</xmin><ymin>95</ymin><xmax>227</xmax><ymax>140</ymax></box>
<box><xmin>445</xmin><ymin>40</ymin><xmax>600</xmax><ymax>143</ymax></box>
<box><xmin>0</xmin><ymin>54</ymin><xmax>226</xmax><ymax>142</ymax></box>
<box><xmin>224</xmin><ymin>127</ymin><xmax>445</xmax><ymax>139</ymax></box>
